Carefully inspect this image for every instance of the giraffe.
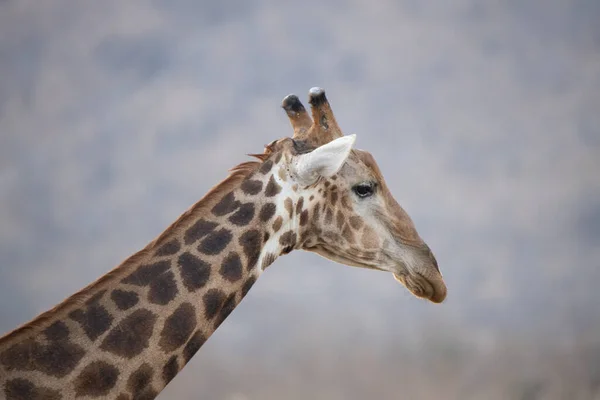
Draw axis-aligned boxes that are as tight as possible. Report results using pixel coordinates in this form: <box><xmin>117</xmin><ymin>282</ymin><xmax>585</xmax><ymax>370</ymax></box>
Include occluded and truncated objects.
<box><xmin>0</xmin><ymin>87</ymin><xmax>446</xmax><ymax>400</ymax></box>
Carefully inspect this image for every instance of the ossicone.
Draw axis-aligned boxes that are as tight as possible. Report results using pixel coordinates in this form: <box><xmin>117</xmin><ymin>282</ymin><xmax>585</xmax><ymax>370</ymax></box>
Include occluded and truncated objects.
<box><xmin>281</xmin><ymin>87</ymin><xmax>343</xmax><ymax>146</ymax></box>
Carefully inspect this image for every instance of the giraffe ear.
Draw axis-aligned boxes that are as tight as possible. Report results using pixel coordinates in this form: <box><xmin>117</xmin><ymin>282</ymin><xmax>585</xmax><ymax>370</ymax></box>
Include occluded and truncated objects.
<box><xmin>292</xmin><ymin>134</ymin><xmax>356</xmax><ymax>185</ymax></box>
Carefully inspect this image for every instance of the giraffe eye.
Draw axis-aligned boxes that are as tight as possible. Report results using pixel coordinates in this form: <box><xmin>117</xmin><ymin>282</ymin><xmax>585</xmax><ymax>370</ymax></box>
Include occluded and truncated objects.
<box><xmin>352</xmin><ymin>182</ymin><xmax>375</xmax><ymax>198</ymax></box>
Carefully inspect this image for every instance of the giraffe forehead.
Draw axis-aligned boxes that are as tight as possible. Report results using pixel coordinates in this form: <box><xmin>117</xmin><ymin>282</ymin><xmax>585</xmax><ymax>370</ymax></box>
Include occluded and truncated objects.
<box><xmin>339</xmin><ymin>152</ymin><xmax>378</xmax><ymax>182</ymax></box>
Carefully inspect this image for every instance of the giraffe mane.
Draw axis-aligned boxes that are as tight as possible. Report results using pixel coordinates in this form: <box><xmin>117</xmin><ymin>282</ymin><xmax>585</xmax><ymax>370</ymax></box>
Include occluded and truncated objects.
<box><xmin>0</xmin><ymin>148</ymin><xmax>274</xmax><ymax>345</ymax></box>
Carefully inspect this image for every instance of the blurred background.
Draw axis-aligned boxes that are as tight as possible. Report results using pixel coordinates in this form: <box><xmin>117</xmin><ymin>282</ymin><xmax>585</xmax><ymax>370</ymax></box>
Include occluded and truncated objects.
<box><xmin>1</xmin><ymin>1</ymin><xmax>599</xmax><ymax>399</ymax></box>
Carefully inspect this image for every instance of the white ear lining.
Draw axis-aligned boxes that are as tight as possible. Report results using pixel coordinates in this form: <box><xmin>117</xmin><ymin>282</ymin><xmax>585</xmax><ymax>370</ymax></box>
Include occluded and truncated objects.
<box><xmin>292</xmin><ymin>134</ymin><xmax>356</xmax><ymax>185</ymax></box>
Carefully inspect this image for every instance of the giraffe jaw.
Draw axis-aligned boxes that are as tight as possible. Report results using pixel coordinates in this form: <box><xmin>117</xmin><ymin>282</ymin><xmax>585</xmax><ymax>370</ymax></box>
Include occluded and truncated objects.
<box><xmin>308</xmin><ymin>245</ymin><xmax>447</xmax><ymax>303</ymax></box>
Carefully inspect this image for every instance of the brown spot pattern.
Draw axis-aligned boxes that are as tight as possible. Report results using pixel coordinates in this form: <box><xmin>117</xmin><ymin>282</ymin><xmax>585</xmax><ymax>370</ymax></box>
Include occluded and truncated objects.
<box><xmin>74</xmin><ymin>361</ymin><xmax>119</xmax><ymax>397</ymax></box>
<box><xmin>323</xmin><ymin>231</ymin><xmax>338</xmax><ymax>243</ymax></box>
<box><xmin>241</xmin><ymin>179</ymin><xmax>263</xmax><ymax>195</ymax></box>
<box><xmin>241</xmin><ymin>276</ymin><xmax>257</xmax><ymax>297</ymax></box>
<box><xmin>272</xmin><ymin>216</ymin><xmax>283</xmax><ymax>232</ymax></box>
<box><xmin>127</xmin><ymin>363</ymin><xmax>157</xmax><ymax>400</ymax></box>
<box><xmin>264</xmin><ymin>175</ymin><xmax>281</xmax><ymax>197</ymax></box>
<box><xmin>259</xmin><ymin>159</ymin><xmax>273</xmax><ymax>174</ymax></box>
<box><xmin>239</xmin><ymin>229</ymin><xmax>262</xmax><ymax>270</ymax></box>
<box><xmin>325</xmin><ymin>208</ymin><xmax>333</xmax><ymax>224</ymax></box>
<box><xmin>148</xmin><ymin>270</ymin><xmax>178</xmax><ymax>305</ymax></box>
<box><xmin>4</xmin><ymin>378</ymin><xmax>61</xmax><ymax>400</ymax></box>
<box><xmin>211</xmin><ymin>192</ymin><xmax>240</xmax><ymax>217</ymax></box>
<box><xmin>155</xmin><ymin>239</ymin><xmax>180</xmax><ymax>256</ymax></box>
<box><xmin>198</xmin><ymin>228</ymin><xmax>232</xmax><ymax>255</ymax></box>
<box><xmin>300</xmin><ymin>210</ymin><xmax>309</xmax><ymax>226</ymax></box>
<box><xmin>284</xmin><ymin>198</ymin><xmax>293</xmax><ymax>218</ymax></box>
<box><xmin>183</xmin><ymin>331</ymin><xmax>207</xmax><ymax>363</ymax></box>
<box><xmin>349</xmin><ymin>216</ymin><xmax>363</xmax><ymax>230</ymax></box>
<box><xmin>295</xmin><ymin>196</ymin><xmax>304</xmax><ymax>214</ymax></box>
<box><xmin>342</xmin><ymin>225</ymin><xmax>355</xmax><ymax>243</ymax></box>
<box><xmin>330</xmin><ymin>191</ymin><xmax>338</xmax><ymax>206</ymax></box>
<box><xmin>122</xmin><ymin>261</ymin><xmax>170</xmax><ymax>286</ymax></box>
<box><xmin>177</xmin><ymin>252</ymin><xmax>211</xmax><ymax>292</ymax></box>
<box><xmin>0</xmin><ymin>337</ymin><xmax>85</xmax><ymax>378</ymax></box>
<box><xmin>299</xmin><ymin>230</ymin><xmax>310</xmax><ymax>244</ymax></box>
<box><xmin>203</xmin><ymin>289</ymin><xmax>226</xmax><ymax>320</ymax></box>
<box><xmin>159</xmin><ymin>302</ymin><xmax>197</xmax><ymax>353</ymax></box>
<box><xmin>279</xmin><ymin>231</ymin><xmax>297</xmax><ymax>254</ymax></box>
<box><xmin>361</xmin><ymin>226</ymin><xmax>379</xmax><ymax>249</ymax></box>
<box><xmin>43</xmin><ymin>321</ymin><xmax>69</xmax><ymax>341</ymax></box>
<box><xmin>312</xmin><ymin>204</ymin><xmax>321</xmax><ymax>223</ymax></box>
<box><xmin>219</xmin><ymin>252</ymin><xmax>243</xmax><ymax>282</ymax></box>
<box><xmin>184</xmin><ymin>219</ymin><xmax>218</xmax><ymax>245</ymax></box>
<box><xmin>336</xmin><ymin>210</ymin><xmax>345</xmax><ymax>230</ymax></box>
<box><xmin>162</xmin><ymin>355</ymin><xmax>179</xmax><ymax>385</ymax></box>
<box><xmin>341</xmin><ymin>194</ymin><xmax>352</xmax><ymax>210</ymax></box>
<box><xmin>259</xmin><ymin>203</ymin><xmax>276</xmax><ymax>222</ymax></box>
<box><xmin>100</xmin><ymin>309</ymin><xmax>157</xmax><ymax>358</ymax></box>
<box><xmin>111</xmin><ymin>289</ymin><xmax>139</xmax><ymax>310</ymax></box>
<box><xmin>69</xmin><ymin>298</ymin><xmax>113</xmax><ymax>341</ymax></box>
<box><xmin>228</xmin><ymin>203</ymin><xmax>255</xmax><ymax>226</ymax></box>
<box><xmin>214</xmin><ymin>293</ymin><xmax>237</xmax><ymax>329</ymax></box>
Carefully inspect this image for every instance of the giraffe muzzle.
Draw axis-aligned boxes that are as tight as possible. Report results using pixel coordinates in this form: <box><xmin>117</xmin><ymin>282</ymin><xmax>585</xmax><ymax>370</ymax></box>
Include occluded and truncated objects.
<box><xmin>387</xmin><ymin>242</ymin><xmax>447</xmax><ymax>303</ymax></box>
<box><xmin>393</xmin><ymin>271</ymin><xmax>447</xmax><ymax>303</ymax></box>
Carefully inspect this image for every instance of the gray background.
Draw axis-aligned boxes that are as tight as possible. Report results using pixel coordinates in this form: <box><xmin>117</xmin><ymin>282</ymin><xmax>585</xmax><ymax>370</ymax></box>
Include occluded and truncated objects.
<box><xmin>1</xmin><ymin>1</ymin><xmax>599</xmax><ymax>399</ymax></box>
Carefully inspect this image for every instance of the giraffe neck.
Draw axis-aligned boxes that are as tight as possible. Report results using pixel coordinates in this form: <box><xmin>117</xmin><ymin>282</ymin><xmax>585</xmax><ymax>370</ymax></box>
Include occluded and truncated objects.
<box><xmin>0</xmin><ymin>156</ymin><xmax>301</xmax><ymax>399</ymax></box>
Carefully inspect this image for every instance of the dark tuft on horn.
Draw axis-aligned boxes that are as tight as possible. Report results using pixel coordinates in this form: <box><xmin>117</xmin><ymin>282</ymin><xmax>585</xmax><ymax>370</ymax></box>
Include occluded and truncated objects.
<box><xmin>282</xmin><ymin>94</ymin><xmax>305</xmax><ymax>114</ymax></box>
<box><xmin>282</xmin><ymin>93</ymin><xmax>313</xmax><ymax>139</ymax></box>
<box><xmin>308</xmin><ymin>87</ymin><xmax>327</xmax><ymax>106</ymax></box>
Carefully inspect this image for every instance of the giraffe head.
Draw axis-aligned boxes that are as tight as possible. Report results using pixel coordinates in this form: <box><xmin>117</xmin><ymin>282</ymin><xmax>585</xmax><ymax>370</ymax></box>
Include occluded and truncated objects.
<box><xmin>264</xmin><ymin>88</ymin><xmax>446</xmax><ymax>303</ymax></box>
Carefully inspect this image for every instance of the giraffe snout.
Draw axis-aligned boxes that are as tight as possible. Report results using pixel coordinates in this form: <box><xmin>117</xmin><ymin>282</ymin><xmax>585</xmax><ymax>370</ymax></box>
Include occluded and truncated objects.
<box><xmin>392</xmin><ymin>244</ymin><xmax>447</xmax><ymax>303</ymax></box>
<box><xmin>393</xmin><ymin>271</ymin><xmax>447</xmax><ymax>303</ymax></box>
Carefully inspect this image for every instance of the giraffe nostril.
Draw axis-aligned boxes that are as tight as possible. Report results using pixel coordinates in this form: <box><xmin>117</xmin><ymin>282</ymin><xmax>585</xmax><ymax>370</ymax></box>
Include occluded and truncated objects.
<box><xmin>431</xmin><ymin>255</ymin><xmax>440</xmax><ymax>273</ymax></box>
<box><xmin>420</xmin><ymin>244</ymin><xmax>440</xmax><ymax>273</ymax></box>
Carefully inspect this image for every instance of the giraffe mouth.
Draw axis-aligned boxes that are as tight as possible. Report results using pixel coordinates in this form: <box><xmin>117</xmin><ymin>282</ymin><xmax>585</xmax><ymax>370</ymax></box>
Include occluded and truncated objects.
<box><xmin>393</xmin><ymin>272</ymin><xmax>447</xmax><ymax>303</ymax></box>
